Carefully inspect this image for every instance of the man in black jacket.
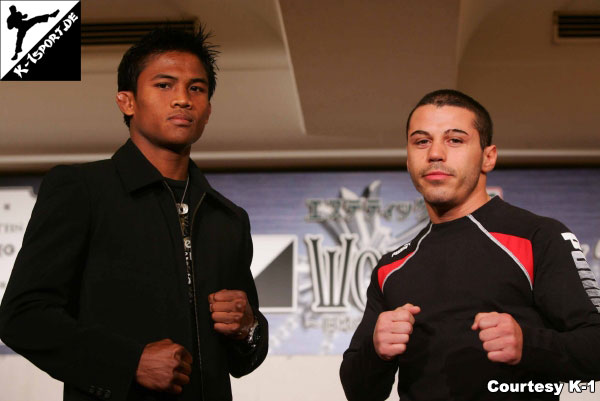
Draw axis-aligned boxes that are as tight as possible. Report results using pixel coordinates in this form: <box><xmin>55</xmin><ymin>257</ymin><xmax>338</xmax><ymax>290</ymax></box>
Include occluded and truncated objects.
<box><xmin>0</xmin><ymin>27</ymin><xmax>268</xmax><ymax>401</ymax></box>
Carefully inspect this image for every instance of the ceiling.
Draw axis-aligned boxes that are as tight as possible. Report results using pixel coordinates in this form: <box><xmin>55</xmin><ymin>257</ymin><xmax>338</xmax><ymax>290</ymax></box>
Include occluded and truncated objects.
<box><xmin>0</xmin><ymin>0</ymin><xmax>599</xmax><ymax>171</ymax></box>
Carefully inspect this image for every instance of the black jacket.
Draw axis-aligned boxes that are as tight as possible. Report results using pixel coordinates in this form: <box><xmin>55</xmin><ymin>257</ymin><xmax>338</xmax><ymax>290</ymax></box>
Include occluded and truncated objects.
<box><xmin>0</xmin><ymin>140</ymin><xmax>268</xmax><ymax>401</ymax></box>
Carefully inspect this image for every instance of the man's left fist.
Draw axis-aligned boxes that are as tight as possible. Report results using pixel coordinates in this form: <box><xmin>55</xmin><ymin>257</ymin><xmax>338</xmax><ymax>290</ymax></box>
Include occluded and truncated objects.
<box><xmin>471</xmin><ymin>311</ymin><xmax>523</xmax><ymax>365</ymax></box>
<box><xmin>208</xmin><ymin>289</ymin><xmax>254</xmax><ymax>340</ymax></box>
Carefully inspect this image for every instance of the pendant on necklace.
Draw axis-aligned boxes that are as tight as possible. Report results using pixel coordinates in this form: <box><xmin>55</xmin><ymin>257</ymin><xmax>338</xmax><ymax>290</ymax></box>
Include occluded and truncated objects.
<box><xmin>177</xmin><ymin>202</ymin><xmax>189</xmax><ymax>215</ymax></box>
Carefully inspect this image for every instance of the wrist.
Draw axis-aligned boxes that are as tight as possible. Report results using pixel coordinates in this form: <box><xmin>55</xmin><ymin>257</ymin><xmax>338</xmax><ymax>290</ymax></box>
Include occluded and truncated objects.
<box><xmin>243</xmin><ymin>317</ymin><xmax>260</xmax><ymax>347</ymax></box>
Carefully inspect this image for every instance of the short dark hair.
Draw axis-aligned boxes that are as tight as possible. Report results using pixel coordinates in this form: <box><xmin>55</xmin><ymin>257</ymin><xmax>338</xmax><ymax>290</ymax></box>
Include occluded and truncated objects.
<box><xmin>406</xmin><ymin>89</ymin><xmax>493</xmax><ymax>149</ymax></box>
<box><xmin>117</xmin><ymin>26</ymin><xmax>219</xmax><ymax>127</ymax></box>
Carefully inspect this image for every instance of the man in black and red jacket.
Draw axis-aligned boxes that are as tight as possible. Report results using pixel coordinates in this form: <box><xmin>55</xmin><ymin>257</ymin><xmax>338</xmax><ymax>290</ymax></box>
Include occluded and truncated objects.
<box><xmin>340</xmin><ymin>89</ymin><xmax>600</xmax><ymax>400</ymax></box>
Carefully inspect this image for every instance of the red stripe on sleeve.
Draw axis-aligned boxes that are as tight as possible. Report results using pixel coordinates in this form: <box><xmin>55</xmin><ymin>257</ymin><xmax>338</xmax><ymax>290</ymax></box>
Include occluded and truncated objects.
<box><xmin>378</xmin><ymin>252</ymin><xmax>413</xmax><ymax>291</ymax></box>
<box><xmin>491</xmin><ymin>232</ymin><xmax>534</xmax><ymax>284</ymax></box>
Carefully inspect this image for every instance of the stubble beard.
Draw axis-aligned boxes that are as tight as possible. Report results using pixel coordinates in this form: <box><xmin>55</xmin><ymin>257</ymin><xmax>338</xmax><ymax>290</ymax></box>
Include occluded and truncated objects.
<box><xmin>411</xmin><ymin>166</ymin><xmax>482</xmax><ymax>213</ymax></box>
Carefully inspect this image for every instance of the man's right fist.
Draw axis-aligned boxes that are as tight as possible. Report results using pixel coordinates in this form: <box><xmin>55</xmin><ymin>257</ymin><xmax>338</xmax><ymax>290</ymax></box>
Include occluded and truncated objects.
<box><xmin>136</xmin><ymin>339</ymin><xmax>193</xmax><ymax>394</ymax></box>
<box><xmin>373</xmin><ymin>303</ymin><xmax>421</xmax><ymax>361</ymax></box>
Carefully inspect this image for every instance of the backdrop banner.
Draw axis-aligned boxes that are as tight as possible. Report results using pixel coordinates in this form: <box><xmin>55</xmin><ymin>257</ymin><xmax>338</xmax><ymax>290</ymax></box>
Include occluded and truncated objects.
<box><xmin>1</xmin><ymin>169</ymin><xmax>599</xmax><ymax>355</ymax></box>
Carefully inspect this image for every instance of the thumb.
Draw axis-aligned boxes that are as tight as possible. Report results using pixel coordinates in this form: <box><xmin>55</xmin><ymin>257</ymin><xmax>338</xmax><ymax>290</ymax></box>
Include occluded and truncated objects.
<box><xmin>180</xmin><ymin>348</ymin><xmax>193</xmax><ymax>364</ymax></box>
<box><xmin>398</xmin><ymin>303</ymin><xmax>421</xmax><ymax>315</ymax></box>
<box><xmin>472</xmin><ymin>312</ymin><xmax>487</xmax><ymax>331</ymax></box>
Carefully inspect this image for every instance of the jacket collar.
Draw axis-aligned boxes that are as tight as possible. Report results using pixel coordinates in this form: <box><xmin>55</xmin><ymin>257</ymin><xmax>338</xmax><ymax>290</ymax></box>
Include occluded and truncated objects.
<box><xmin>112</xmin><ymin>139</ymin><xmax>238</xmax><ymax>214</ymax></box>
<box><xmin>112</xmin><ymin>139</ymin><xmax>164</xmax><ymax>193</ymax></box>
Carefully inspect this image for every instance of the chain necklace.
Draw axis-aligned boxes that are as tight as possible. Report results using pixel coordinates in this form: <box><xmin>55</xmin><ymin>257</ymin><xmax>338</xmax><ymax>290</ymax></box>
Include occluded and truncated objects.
<box><xmin>175</xmin><ymin>177</ymin><xmax>190</xmax><ymax>215</ymax></box>
<box><xmin>164</xmin><ymin>176</ymin><xmax>193</xmax><ymax>301</ymax></box>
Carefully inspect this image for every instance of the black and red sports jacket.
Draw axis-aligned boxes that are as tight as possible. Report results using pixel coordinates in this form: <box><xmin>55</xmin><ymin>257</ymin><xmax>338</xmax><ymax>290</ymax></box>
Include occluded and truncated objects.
<box><xmin>341</xmin><ymin>196</ymin><xmax>600</xmax><ymax>401</ymax></box>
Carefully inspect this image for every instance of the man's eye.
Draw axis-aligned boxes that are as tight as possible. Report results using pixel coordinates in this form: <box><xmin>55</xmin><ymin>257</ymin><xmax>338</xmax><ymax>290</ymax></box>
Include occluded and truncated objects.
<box><xmin>190</xmin><ymin>86</ymin><xmax>205</xmax><ymax>92</ymax></box>
<box><xmin>448</xmin><ymin>138</ymin><xmax>463</xmax><ymax>144</ymax></box>
<box><xmin>415</xmin><ymin>139</ymin><xmax>429</xmax><ymax>146</ymax></box>
<box><xmin>156</xmin><ymin>83</ymin><xmax>170</xmax><ymax>89</ymax></box>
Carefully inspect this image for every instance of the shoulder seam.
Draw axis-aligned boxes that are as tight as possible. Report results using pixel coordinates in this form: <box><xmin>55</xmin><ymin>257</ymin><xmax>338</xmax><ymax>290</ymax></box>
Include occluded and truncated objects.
<box><xmin>381</xmin><ymin>223</ymin><xmax>432</xmax><ymax>293</ymax></box>
<box><xmin>467</xmin><ymin>214</ymin><xmax>533</xmax><ymax>290</ymax></box>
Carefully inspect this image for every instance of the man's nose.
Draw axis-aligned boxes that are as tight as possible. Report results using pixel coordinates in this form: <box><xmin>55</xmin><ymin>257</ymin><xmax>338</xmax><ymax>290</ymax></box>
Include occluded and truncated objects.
<box><xmin>171</xmin><ymin>88</ymin><xmax>191</xmax><ymax>109</ymax></box>
<box><xmin>428</xmin><ymin>139</ymin><xmax>445</xmax><ymax>162</ymax></box>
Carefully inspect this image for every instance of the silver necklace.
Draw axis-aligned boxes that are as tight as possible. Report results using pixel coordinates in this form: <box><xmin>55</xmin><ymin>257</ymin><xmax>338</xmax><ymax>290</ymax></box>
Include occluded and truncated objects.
<box><xmin>177</xmin><ymin>177</ymin><xmax>190</xmax><ymax>215</ymax></box>
<box><xmin>165</xmin><ymin>176</ymin><xmax>190</xmax><ymax>215</ymax></box>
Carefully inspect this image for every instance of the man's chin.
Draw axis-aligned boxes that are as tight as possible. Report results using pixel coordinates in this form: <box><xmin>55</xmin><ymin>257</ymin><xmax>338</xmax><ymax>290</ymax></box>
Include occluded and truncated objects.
<box><xmin>158</xmin><ymin>135</ymin><xmax>201</xmax><ymax>154</ymax></box>
<box><xmin>162</xmin><ymin>141</ymin><xmax>193</xmax><ymax>153</ymax></box>
<box><xmin>421</xmin><ymin>190</ymin><xmax>455</xmax><ymax>208</ymax></box>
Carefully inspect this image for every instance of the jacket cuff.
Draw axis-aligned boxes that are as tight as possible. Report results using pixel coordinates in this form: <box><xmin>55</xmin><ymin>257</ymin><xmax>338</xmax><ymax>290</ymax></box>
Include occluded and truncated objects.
<box><xmin>518</xmin><ymin>324</ymin><xmax>564</xmax><ymax>379</ymax></box>
<box><xmin>76</xmin><ymin>336</ymin><xmax>145</xmax><ymax>401</ymax></box>
<box><xmin>359</xmin><ymin>335</ymin><xmax>398</xmax><ymax>373</ymax></box>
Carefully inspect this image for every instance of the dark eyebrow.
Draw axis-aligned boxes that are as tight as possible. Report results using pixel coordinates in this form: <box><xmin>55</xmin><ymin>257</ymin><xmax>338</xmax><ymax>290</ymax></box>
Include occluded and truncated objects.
<box><xmin>151</xmin><ymin>73</ymin><xmax>177</xmax><ymax>81</ymax></box>
<box><xmin>444</xmin><ymin>128</ymin><xmax>469</xmax><ymax>135</ymax></box>
<box><xmin>409</xmin><ymin>130</ymin><xmax>430</xmax><ymax>137</ymax></box>
<box><xmin>150</xmin><ymin>75</ymin><xmax>207</xmax><ymax>86</ymax></box>
<box><xmin>189</xmin><ymin>78</ymin><xmax>208</xmax><ymax>85</ymax></box>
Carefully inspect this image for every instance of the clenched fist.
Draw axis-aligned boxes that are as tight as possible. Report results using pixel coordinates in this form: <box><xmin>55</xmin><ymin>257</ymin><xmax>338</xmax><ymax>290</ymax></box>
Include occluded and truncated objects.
<box><xmin>136</xmin><ymin>339</ymin><xmax>193</xmax><ymax>394</ymax></box>
<box><xmin>208</xmin><ymin>289</ymin><xmax>255</xmax><ymax>340</ymax></box>
<box><xmin>373</xmin><ymin>303</ymin><xmax>421</xmax><ymax>361</ymax></box>
<box><xmin>471</xmin><ymin>311</ymin><xmax>523</xmax><ymax>365</ymax></box>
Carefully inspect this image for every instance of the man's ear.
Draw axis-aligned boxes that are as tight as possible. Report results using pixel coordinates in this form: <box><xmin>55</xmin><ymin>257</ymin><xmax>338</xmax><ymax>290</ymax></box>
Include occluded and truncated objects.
<box><xmin>481</xmin><ymin>145</ymin><xmax>497</xmax><ymax>173</ymax></box>
<box><xmin>116</xmin><ymin>91</ymin><xmax>135</xmax><ymax>117</ymax></box>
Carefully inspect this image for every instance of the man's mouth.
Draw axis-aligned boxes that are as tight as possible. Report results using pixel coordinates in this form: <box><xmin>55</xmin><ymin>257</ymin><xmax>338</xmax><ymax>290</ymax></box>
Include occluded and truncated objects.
<box><xmin>168</xmin><ymin>114</ymin><xmax>193</xmax><ymax>126</ymax></box>
<box><xmin>423</xmin><ymin>170</ymin><xmax>452</xmax><ymax>180</ymax></box>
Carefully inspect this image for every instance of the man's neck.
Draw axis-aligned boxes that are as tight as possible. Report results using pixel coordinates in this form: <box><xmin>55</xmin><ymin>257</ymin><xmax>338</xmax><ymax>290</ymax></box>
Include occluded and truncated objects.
<box><xmin>130</xmin><ymin>134</ymin><xmax>190</xmax><ymax>180</ymax></box>
<box><xmin>426</xmin><ymin>188</ymin><xmax>491</xmax><ymax>224</ymax></box>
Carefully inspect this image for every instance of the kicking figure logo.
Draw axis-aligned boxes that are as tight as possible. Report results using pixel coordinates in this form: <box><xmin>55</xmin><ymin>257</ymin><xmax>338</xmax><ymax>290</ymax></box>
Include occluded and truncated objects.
<box><xmin>1</xmin><ymin>1</ymin><xmax>81</xmax><ymax>81</ymax></box>
<box><xmin>7</xmin><ymin>5</ymin><xmax>59</xmax><ymax>60</ymax></box>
